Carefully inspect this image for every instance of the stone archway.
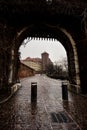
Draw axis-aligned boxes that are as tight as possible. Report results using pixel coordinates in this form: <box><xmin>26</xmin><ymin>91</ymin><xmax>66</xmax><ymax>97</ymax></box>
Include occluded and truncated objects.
<box><xmin>0</xmin><ymin>1</ymin><xmax>87</xmax><ymax>94</ymax></box>
<box><xmin>11</xmin><ymin>23</ymin><xmax>80</xmax><ymax>93</ymax></box>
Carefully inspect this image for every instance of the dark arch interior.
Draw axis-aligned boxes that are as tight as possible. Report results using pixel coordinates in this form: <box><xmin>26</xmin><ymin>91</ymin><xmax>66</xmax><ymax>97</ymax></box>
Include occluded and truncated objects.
<box><xmin>15</xmin><ymin>23</ymin><xmax>76</xmax><ymax>86</ymax></box>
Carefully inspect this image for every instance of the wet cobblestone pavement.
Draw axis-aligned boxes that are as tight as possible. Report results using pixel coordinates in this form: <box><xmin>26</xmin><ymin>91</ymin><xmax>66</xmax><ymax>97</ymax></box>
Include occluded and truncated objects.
<box><xmin>0</xmin><ymin>75</ymin><xmax>87</xmax><ymax>130</ymax></box>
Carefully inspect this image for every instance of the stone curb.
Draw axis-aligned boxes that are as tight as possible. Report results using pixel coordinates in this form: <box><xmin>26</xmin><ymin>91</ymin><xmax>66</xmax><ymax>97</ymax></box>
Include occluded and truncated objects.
<box><xmin>66</xmin><ymin>83</ymin><xmax>87</xmax><ymax>98</ymax></box>
<box><xmin>68</xmin><ymin>87</ymin><xmax>87</xmax><ymax>98</ymax></box>
<box><xmin>0</xmin><ymin>83</ymin><xmax>21</xmax><ymax>104</ymax></box>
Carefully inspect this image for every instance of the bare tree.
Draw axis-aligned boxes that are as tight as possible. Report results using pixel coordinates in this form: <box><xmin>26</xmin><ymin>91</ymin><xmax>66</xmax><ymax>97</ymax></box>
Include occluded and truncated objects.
<box><xmin>62</xmin><ymin>57</ymin><xmax>68</xmax><ymax>72</ymax></box>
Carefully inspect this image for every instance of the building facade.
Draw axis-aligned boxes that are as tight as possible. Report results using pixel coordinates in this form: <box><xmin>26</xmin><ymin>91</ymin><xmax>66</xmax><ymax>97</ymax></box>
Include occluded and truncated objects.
<box><xmin>18</xmin><ymin>63</ymin><xmax>35</xmax><ymax>78</ymax></box>
<box><xmin>20</xmin><ymin>52</ymin><xmax>52</xmax><ymax>75</ymax></box>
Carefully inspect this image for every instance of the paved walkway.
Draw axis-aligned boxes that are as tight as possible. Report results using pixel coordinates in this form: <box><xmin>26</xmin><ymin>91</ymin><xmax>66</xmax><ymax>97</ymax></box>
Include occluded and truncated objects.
<box><xmin>0</xmin><ymin>75</ymin><xmax>87</xmax><ymax>130</ymax></box>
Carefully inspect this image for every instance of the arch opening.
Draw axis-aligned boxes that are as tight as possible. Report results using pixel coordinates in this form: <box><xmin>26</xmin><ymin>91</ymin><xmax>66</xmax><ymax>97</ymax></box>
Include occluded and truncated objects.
<box><xmin>9</xmin><ymin>23</ymin><xmax>80</xmax><ymax>93</ymax></box>
<box><xmin>19</xmin><ymin>38</ymin><xmax>68</xmax><ymax>79</ymax></box>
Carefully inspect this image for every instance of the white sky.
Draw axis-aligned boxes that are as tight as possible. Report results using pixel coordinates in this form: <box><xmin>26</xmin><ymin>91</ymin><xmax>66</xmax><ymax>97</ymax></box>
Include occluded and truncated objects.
<box><xmin>19</xmin><ymin>39</ymin><xmax>67</xmax><ymax>62</ymax></box>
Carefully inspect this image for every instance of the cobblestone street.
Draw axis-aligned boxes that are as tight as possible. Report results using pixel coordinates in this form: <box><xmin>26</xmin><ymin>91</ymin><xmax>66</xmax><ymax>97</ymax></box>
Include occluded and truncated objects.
<box><xmin>0</xmin><ymin>75</ymin><xmax>87</xmax><ymax>130</ymax></box>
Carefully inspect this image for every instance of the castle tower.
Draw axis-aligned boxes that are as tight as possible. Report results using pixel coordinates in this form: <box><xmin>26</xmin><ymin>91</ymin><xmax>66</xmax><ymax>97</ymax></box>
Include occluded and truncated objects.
<box><xmin>41</xmin><ymin>52</ymin><xmax>49</xmax><ymax>72</ymax></box>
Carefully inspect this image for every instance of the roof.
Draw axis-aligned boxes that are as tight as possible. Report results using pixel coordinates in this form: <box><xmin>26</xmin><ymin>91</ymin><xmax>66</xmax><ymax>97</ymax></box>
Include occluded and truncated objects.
<box><xmin>41</xmin><ymin>52</ymin><xmax>49</xmax><ymax>55</ymax></box>
<box><xmin>21</xmin><ymin>61</ymin><xmax>42</xmax><ymax>71</ymax></box>
<box><xmin>20</xmin><ymin>62</ymin><xmax>35</xmax><ymax>71</ymax></box>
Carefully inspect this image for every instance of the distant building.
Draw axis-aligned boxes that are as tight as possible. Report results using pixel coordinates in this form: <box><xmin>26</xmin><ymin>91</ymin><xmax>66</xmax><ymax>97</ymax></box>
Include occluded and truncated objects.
<box><xmin>25</xmin><ymin>57</ymin><xmax>42</xmax><ymax>64</ymax></box>
<box><xmin>19</xmin><ymin>51</ymin><xmax>53</xmax><ymax>75</ymax></box>
<box><xmin>21</xmin><ymin>60</ymin><xmax>42</xmax><ymax>73</ymax></box>
<box><xmin>18</xmin><ymin>62</ymin><xmax>35</xmax><ymax>78</ymax></box>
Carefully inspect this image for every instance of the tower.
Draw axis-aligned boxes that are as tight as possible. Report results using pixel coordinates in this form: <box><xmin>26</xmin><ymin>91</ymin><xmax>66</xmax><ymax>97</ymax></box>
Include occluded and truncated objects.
<box><xmin>41</xmin><ymin>52</ymin><xmax>49</xmax><ymax>72</ymax></box>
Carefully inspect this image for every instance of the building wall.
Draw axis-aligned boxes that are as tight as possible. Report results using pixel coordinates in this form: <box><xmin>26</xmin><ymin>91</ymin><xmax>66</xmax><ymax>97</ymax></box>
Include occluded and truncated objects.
<box><xmin>18</xmin><ymin>64</ymin><xmax>35</xmax><ymax>78</ymax></box>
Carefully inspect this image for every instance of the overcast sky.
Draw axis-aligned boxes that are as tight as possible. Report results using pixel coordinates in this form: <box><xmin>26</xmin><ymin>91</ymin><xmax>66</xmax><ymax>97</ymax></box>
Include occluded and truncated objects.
<box><xmin>19</xmin><ymin>39</ymin><xmax>67</xmax><ymax>62</ymax></box>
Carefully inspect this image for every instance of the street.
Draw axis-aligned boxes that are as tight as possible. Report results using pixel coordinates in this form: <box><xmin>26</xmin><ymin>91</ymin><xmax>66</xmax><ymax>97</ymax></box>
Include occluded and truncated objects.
<box><xmin>0</xmin><ymin>74</ymin><xmax>87</xmax><ymax>130</ymax></box>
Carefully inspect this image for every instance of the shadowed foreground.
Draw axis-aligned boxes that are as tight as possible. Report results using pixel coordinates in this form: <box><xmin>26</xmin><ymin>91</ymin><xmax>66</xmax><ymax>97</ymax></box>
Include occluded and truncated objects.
<box><xmin>0</xmin><ymin>75</ymin><xmax>87</xmax><ymax>130</ymax></box>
